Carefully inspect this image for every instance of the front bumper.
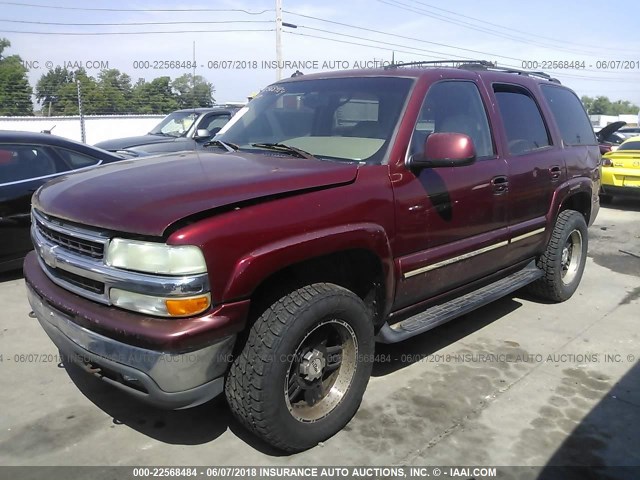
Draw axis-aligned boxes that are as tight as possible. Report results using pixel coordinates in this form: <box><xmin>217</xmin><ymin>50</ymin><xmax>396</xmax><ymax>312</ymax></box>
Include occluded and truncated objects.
<box><xmin>24</xmin><ymin>251</ymin><xmax>250</xmax><ymax>409</ymax></box>
<box><xmin>28</xmin><ymin>284</ymin><xmax>235</xmax><ymax>409</ymax></box>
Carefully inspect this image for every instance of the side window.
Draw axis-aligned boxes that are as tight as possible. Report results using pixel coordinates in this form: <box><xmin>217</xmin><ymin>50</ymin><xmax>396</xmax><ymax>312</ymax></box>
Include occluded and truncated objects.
<box><xmin>200</xmin><ymin>114</ymin><xmax>231</xmax><ymax>135</ymax></box>
<box><xmin>0</xmin><ymin>145</ymin><xmax>60</xmax><ymax>185</ymax></box>
<box><xmin>55</xmin><ymin>148</ymin><xmax>101</xmax><ymax>169</ymax></box>
<box><xmin>335</xmin><ymin>93</ymin><xmax>383</xmax><ymax>138</ymax></box>
<box><xmin>493</xmin><ymin>85</ymin><xmax>550</xmax><ymax>155</ymax></box>
<box><xmin>409</xmin><ymin>81</ymin><xmax>494</xmax><ymax>158</ymax></box>
<box><xmin>270</xmin><ymin>93</ymin><xmax>315</xmax><ymax>139</ymax></box>
<box><xmin>541</xmin><ymin>85</ymin><xmax>596</xmax><ymax>146</ymax></box>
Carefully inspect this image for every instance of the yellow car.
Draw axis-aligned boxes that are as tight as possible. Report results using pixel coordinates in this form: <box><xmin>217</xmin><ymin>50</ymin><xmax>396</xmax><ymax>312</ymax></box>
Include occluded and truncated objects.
<box><xmin>601</xmin><ymin>135</ymin><xmax>640</xmax><ymax>203</ymax></box>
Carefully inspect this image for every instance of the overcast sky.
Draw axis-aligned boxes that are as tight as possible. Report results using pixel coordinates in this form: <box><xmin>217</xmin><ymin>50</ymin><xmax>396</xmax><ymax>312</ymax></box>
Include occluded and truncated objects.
<box><xmin>2</xmin><ymin>0</ymin><xmax>640</xmax><ymax>106</ymax></box>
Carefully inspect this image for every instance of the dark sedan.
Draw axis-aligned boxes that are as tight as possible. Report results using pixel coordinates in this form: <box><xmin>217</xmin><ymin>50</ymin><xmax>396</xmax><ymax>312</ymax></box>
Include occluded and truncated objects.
<box><xmin>0</xmin><ymin>131</ymin><xmax>131</xmax><ymax>272</ymax></box>
<box><xmin>94</xmin><ymin>106</ymin><xmax>240</xmax><ymax>155</ymax></box>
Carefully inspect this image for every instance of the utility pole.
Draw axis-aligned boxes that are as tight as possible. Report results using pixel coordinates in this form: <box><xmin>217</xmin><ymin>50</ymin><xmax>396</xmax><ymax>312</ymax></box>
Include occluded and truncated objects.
<box><xmin>192</xmin><ymin>40</ymin><xmax>196</xmax><ymax>88</ymax></box>
<box><xmin>77</xmin><ymin>80</ymin><xmax>86</xmax><ymax>143</ymax></box>
<box><xmin>275</xmin><ymin>0</ymin><xmax>283</xmax><ymax>80</ymax></box>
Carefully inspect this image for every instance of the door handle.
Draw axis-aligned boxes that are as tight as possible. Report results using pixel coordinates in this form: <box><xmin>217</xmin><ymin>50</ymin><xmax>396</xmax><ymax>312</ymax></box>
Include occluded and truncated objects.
<box><xmin>549</xmin><ymin>165</ymin><xmax>561</xmax><ymax>181</ymax></box>
<box><xmin>491</xmin><ymin>175</ymin><xmax>509</xmax><ymax>195</ymax></box>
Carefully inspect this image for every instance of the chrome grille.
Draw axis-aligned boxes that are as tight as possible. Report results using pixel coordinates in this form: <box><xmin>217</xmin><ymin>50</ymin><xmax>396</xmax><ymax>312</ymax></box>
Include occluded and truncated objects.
<box><xmin>33</xmin><ymin>210</ymin><xmax>108</xmax><ymax>260</ymax></box>
<box><xmin>35</xmin><ymin>219</ymin><xmax>104</xmax><ymax>259</ymax></box>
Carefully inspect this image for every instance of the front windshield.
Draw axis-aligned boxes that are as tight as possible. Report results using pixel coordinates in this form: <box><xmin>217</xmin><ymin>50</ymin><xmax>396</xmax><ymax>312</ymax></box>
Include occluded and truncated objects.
<box><xmin>216</xmin><ymin>76</ymin><xmax>413</xmax><ymax>162</ymax></box>
<box><xmin>149</xmin><ymin>111</ymin><xmax>198</xmax><ymax>137</ymax></box>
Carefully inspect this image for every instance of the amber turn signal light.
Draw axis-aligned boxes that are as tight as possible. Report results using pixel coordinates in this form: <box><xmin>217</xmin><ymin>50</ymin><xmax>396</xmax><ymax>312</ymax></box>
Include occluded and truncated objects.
<box><xmin>165</xmin><ymin>295</ymin><xmax>210</xmax><ymax>317</ymax></box>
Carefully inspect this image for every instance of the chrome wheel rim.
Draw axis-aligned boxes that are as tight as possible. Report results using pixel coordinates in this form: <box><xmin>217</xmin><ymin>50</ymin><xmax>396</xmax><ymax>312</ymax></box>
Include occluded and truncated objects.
<box><xmin>561</xmin><ymin>229</ymin><xmax>583</xmax><ymax>285</ymax></box>
<box><xmin>284</xmin><ymin>319</ymin><xmax>358</xmax><ymax>423</ymax></box>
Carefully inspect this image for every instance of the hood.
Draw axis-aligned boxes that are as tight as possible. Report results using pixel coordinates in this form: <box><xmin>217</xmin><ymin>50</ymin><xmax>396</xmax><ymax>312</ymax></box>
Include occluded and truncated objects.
<box><xmin>94</xmin><ymin>134</ymin><xmax>176</xmax><ymax>150</ymax></box>
<box><xmin>596</xmin><ymin>121</ymin><xmax>626</xmax><ymax>142</ymax></box>
<box><xmin>33</xmin><ymin>151</ymin><xmax>358</xmax><ymax>237</ymax></box>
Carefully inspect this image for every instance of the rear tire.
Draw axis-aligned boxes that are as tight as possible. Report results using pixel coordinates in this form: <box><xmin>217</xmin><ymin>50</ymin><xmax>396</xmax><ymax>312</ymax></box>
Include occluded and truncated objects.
<box><xmin>528</xmin><ymin>210</ymin><xmax>588</xmax><ymax>302</ymax></box>
<box><xmin>225</xmin><ymin>283</ymin><xmax>374</xmax><ymax>452</ymax></box>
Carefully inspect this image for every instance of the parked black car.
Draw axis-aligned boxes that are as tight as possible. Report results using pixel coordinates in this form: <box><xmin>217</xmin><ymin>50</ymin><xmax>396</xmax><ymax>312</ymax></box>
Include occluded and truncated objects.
<box><xmin>94</xmin><ymin>107</ymin><xmax>240</xmax><ymax>154</ymax></box>
<box><xmin>0</xmin><ymin>131</ymin><xmax>132</xmax><ymax>272</ymax></box>
<box><xmin>596</xmin><ymin>121</ymin><xmax>627</xmax><ymax>154</ymax></box>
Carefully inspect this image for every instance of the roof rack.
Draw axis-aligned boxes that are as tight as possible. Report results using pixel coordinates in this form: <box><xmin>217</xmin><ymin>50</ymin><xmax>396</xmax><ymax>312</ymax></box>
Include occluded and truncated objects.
<box><xmin>384</xmin><ymin>60</ymin><xmax>496</xmax><ymax>70</ymax></box>
<box><xmin>384</xmin><ymin>59</ymin><xmax>561</xmax><ymax>84</ymax></box>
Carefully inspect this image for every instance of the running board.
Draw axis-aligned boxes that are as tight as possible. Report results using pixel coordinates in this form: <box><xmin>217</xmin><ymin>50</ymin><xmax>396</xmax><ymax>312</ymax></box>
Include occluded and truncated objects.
<box><xmin>376</xmin><ymin>262</ymin><xmax>543</xmax><ymax>344</ymax></box>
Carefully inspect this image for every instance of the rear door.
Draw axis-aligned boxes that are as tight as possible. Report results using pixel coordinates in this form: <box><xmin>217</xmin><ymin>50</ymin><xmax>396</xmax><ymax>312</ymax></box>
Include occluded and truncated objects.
<box><xmin>490</xmin><ymin>83</ymin><xmax>565</xmax><ymax>263</ymax></box>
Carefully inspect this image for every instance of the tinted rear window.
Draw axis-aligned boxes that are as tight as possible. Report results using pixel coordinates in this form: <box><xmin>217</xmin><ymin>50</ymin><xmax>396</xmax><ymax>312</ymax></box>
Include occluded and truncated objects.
<box><xmin>541</xmin><ymin>85</ymin><xmax>596</xmax><ymax>146</ymax></box>
<box><xmin>494</xmin><ymin>85</ymin><xmax>550</xmax><ymax>155</ymax></box>
<box><xmin>618</xmin><ymin>141</ymin><xmax>640</xmax><ymax>151</ymax></box>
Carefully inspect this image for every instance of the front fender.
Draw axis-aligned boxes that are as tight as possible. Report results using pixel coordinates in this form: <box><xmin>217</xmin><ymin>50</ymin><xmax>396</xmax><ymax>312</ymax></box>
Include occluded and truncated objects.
<box><xmin>221</xmin><ymin>223</ymin><xmax>394</xmax><ymax>312</ymax></box>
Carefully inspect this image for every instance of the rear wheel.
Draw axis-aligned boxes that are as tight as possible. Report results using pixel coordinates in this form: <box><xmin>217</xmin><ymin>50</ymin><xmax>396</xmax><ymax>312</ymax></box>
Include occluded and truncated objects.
<box><xmin>225</xmin><ymin>283</ymin><xmax>374</xmax><ymax>452</ymax></box>
<box><xmin>529</xmin><ymin>210</ymin><xmax>588</xmax><ymax>302</ymax></box>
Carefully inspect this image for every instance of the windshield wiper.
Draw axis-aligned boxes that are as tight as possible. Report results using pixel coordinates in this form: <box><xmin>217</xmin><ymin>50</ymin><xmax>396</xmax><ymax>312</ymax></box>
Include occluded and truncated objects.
<box><xmin>251</xmin><ymin>143</ymin><xmax>315</xmax><ymax>159</ymax></box>
<box><xmin>204</xmin><ymin>139</ymin><xmax>240</xmax><ymax>152</ymax></box>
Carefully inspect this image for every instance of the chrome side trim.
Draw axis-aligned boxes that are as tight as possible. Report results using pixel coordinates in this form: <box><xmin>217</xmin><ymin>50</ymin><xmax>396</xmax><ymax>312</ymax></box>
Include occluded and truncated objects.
<box><xmin>403</xmin><ymin>226</ymin><xmax>547</xmax><ymax>279</ymax></box>
<box><xmin>404</xmin><ymin>240</ymin><xmax>509</xmax><ymax>278</ymax></box>
<box><xmin>510</xmin><ymin>227</ymin><xmax>545</xmax><ymax>244</ymax></box>
<box><xmin>31</xmin><ymin>224</ymin><xmax>209</xmax><ymax>305</ymax></box>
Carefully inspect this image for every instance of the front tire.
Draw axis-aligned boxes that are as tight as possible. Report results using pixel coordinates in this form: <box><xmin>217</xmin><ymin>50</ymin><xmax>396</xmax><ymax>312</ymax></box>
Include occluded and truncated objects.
<box><xmin>225</xmin><ymin>283</ymin><xmax>374</xmax><ymax>452</ymax></box>
<box><xmin>529</xmin><ymin>210</ymin><xmax>588</xmax><ymax>302</ymax></box>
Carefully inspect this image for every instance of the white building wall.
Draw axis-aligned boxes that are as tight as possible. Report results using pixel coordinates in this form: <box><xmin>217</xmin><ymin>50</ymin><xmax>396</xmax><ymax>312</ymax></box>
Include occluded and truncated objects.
<box><xmin>0</xmin><ymin>115</ymin><xmax>164</xmax><ymax>145</ymax></box>
<box><xmin>590</xmin><ymin>114</ymin><xmax>640</xmax><ymax>128</ymax></box>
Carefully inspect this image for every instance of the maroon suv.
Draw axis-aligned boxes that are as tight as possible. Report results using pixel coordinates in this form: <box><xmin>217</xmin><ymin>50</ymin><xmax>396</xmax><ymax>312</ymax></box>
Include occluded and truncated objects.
<box><xmin>24</xmin><ymin>61</ymin><xmax>600</xmax><ymax>452</ymax></box>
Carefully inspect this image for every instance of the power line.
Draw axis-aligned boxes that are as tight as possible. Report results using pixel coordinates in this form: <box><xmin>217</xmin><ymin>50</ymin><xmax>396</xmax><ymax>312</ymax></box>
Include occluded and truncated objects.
<box><xmin>0</xmin><ymin>28</ymin><xmax>275</xmax><ymax>36</ymax></box>
<box><xmin>375</xmin><ymin>0</ymin><xmax>614</xmax><ymax>57</ymax></box>
<box><xmin>299</xmin><ymin>26</ymin><xmax>501</xmax><ymax>62</ymax></box>
<box><xmin>0</xmin><ymin>1</ymin><xmax>272</xmax><ymax>14</ymax></box>
<box><xmin>285</xmin><ymin>10</ymin><xmax>640</xmax><ymax>77</ymax></box>
<box><xmin>283</xmin><ymin>31</ymin><xmax>640</xmax><ymax>84</ymax></box>
<box><xmin>284</xmin><ymin>31</ymin><xmax>450</xmax><ymax>61</ymax></box>
<box><xmin>403</xmin><ymin>0</ymin><xmax>640</xmax><ymax>54</ymax></box>
<box><xmin>284</xmin><ymin>11</ymin><xmax>523</xmax><ymax>62</ymax></box>
<box><xmin>0</xmin><ymin>19</ymin><xmax>273</xmax><ymax>26</ymax></box>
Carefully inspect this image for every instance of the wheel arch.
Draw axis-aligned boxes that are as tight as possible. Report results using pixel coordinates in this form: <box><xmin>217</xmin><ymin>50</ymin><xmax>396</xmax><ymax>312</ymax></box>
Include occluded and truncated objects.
<box><xmin>222</xmin><ymin>224</ymin><xmax>394</xmax><ymax>329</ymax></box>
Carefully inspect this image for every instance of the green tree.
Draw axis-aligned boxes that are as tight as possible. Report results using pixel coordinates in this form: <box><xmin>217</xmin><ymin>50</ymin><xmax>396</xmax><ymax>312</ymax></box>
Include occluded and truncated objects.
<box><xmin>52</xmin><ymin>68</ymin><xmax>101</xmax><ymax>115</ymax></box>
<box><xmin>581</xmin><ymin>95</ymin><xmax>639</xmax><ymax>115</ymax></box>
<box><xmin>0</xmin><ymin>38</ymin><xmax>34</xmax><ymax>116</ymax></box>
<box><xmin>131</xmin><ymin>77</ymin><xmax>179</xmax><ymax>114</ymax></box>
<box><xmin>172</xmin><ymin>74</ymin><xmax>215</xmax><ymax>109</ymax></box>
<box><xmin>94</xmin><ymin>68</ymin><xmax>132</xmax><ymax>114</ymax></box>
<box><xmin>35</xmin><ymin>66</ymin><xmax>74</xmax><ymax>115</ymax></box>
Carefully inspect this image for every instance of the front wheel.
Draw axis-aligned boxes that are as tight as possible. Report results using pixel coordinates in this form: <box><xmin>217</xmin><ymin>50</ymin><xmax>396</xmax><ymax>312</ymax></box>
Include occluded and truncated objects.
<box><xmin>528</xmin><ymin>209</ymin><xmax>588</xmax><ymax>302</ymax></box>
<box><xmin>225</xmin><ymin>283</ymin><xmax>374</xmax><ymax>452</ymax></box>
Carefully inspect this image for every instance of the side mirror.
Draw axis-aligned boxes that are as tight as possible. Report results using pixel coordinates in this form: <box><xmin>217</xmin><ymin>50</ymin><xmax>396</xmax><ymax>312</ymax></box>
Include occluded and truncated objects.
<box><xmin>194</xmin><ymin>129</ymin><xmax>212</xmax><ymax>141</ymax></box>
<box><xmin>410</xmin><ymin>132</ymin><xmax>476</xmax><ymax>169</ymax></box>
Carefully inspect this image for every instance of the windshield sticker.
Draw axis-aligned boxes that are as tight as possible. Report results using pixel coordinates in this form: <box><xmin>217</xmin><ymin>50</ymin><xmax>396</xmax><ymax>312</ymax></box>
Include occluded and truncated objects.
<box><xmin>260</xmin><ymin>85</ymin><xmax>287</xmax><ymax>95</ymax></box>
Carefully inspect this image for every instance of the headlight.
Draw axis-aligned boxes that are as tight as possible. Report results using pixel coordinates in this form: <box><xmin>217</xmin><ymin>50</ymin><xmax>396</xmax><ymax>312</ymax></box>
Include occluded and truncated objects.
<box><xmin>110</xmin><ymin>289</ymin><xmax>211</xmax><ymax>317</ymax></box>
<box><xmin>106</xmin><ymin>238</ymin><xmax>207</xmax><ymax>275</ymax></box>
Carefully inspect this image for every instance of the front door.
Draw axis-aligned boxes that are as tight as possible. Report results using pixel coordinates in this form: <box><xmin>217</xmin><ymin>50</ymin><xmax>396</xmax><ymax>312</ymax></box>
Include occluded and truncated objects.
<box><xmin>392</xmin><ymin>80</ymin><xmax>509</xmax><ymax>310</ymax></box>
